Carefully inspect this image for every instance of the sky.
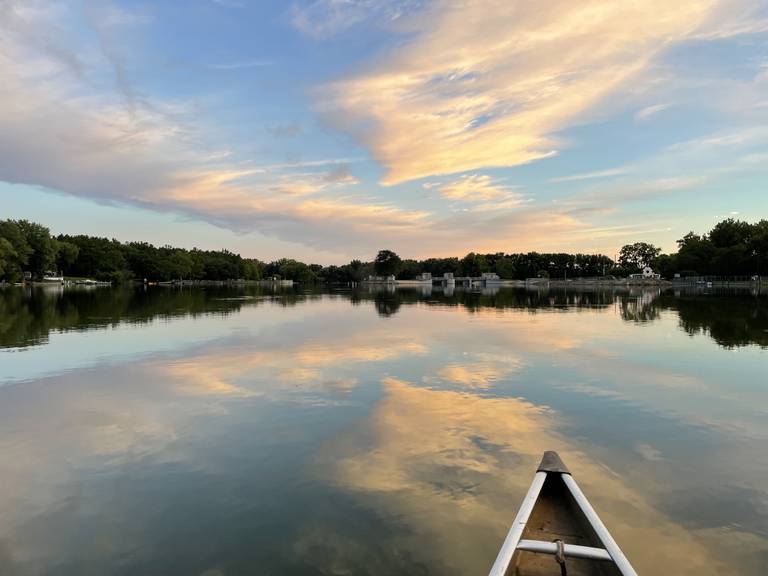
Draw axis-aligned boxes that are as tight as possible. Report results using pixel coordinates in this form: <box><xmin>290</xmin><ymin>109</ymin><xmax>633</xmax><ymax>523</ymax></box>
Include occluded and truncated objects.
<box><xmin>1</xmin><ymin>0</ymin><xmax>767</xmax><ymax>264</ymax></box>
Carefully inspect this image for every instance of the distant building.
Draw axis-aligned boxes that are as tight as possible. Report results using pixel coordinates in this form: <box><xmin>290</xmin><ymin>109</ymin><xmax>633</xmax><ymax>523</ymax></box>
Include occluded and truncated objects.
<box><xmin>481</xmin><ymin>272</ymin><xmax>501</xmax><ymax>283</ymax></box>
<box><xmin>629</xmin><ymin>267</ymin><xmax>661</xmax><ymax>281</ymax></box>
<box><xmin>365</xmin><ymin>275</ymin><xmax>396</xmax><ymax>284</ymax></box>
<box><xmin>416</xmin><ymin>272</ymin><xmax>432</xmax><ymax>282</ymax></box>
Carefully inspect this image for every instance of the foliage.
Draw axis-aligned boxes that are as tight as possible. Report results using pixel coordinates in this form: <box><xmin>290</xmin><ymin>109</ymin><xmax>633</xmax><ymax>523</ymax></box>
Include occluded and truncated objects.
<box><xmin>2</xmin><ymin>217</ymin><xmax>767</xmax><ymax>284</ymax></box>
<box><xmin>459</xmin><ymin>252</ymin><xmax>489</xmax><ymax>277</ymax></box>
<box><xmin>17</xmin><ymin>221</ymin><xmax>57</xmax><ymax>278</ymax></box>
<box><xmin>0</xmin><ymin>238</ymin><xmax>16</xmax><ymax>279</ymax></box>
<box><xmin>0</xmin><ymin>220</ymin><xmax>33</xmax><ymax>281</ymax></box>
<box><xmin>666</xmin><ymin>219</ymin><xmax>768</xmax><ymax>277</ymax></box>
<box><xmin>54</xmin><ymin>240</ymin><xmax>80</xmax><ymax>271</ymax></box>
<box><xmin>374</xmin><ymin>250</ymin><xmax>402</xmax><ymax>277</ymax></box>
<box><xmin>267</xmin><ymin>259</ymin><xmax>316</xmax><ymax>283</ymax></box>
<box><xmin>618</xmin><ymin>242</ymin><xmax>661</xmax><ymax>273</ymax></box>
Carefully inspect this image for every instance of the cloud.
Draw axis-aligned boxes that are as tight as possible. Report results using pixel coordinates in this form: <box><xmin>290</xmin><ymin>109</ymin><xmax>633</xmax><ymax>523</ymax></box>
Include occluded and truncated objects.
<box><xmin>207</xmin><ymin>59</ymin><xmax>273</xmax><ymax>70</ymax></box>
<box><xmin>321</xmin><ymin>165</ymin><xmax>359</xmax><ymax>185</ymax></box>
<box><xmin>268</xmin><ymin>123</ymin><xmax>303</xmax><ymax>138</ymax></box>
<box><xmin>551</xmin><ymin>175</ymin><xmax>707</xmax><ymax>220</ymax></box>
<box><xmin>291</xmin><ymin>0</ymin><xmax>423</xmax><ymax>38</ymax></box>
<box><xmin>435</xmin><ymin>358</ymin><xmax>521</xmax><ymax>388</ymax></box>
<box><xmin>549</xmin><ymin>167</ymin><xmax>630</xmax><ymax>184</ymax></box>
<box><xmin>320</xmin><ymin>0</ymin><xmax>766</xmax><ymax>185</ymax></box>
<box><xmin>438</xmin><ymin>174</ymin><xmax>509</xmax><ymax>202</ymax></box>
<box><xmin>267</xmin><ymin>167</ymin><xmax>358</xmax><ymax>196</ymax></box>
<box><xmin>0</xmin><ymin>2</ymin><xmax>628</xmax><ymax>261</ymax></box>
<box><xmin>0</xmin><ymin>2</ymin><xmax>435</xmax><ymax>258</ymax></box>
<box><xmin>318</xmin><ymin>377</ymin><xmax>742</xmax><ymax>575</ymax></box>
<box><xmin>634</xmin><ymin>102</ymin><xmax>672</xmax><ymax>121</ymax></box>
<box><xmin>3</xmin><ymin>0</ymin><xmax>765</xmax><ymax>261</ymax></box>
<box><xmin>84</xmin><ymin>0</ymin><xmax>151</xmax><ymax>118</ymax></box>
<box><xmin>162</xmin><ymin>328</ymin><xmax>428</xmax><ymax>398</ymax></box>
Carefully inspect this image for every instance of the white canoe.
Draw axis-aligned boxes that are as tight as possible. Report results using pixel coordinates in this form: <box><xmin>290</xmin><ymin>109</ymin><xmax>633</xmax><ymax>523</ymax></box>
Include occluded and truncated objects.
<box><xmin>489</xmin><ymin>451</ymin><xmax>638</xmax><ymax>576</ymax></box>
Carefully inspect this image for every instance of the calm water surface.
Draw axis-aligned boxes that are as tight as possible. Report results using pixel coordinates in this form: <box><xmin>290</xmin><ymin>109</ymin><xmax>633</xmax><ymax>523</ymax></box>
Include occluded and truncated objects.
<box><xmin>0</xmin><ymin>285</ymin><xmax>767</xmax><ymax>575</ymax></box>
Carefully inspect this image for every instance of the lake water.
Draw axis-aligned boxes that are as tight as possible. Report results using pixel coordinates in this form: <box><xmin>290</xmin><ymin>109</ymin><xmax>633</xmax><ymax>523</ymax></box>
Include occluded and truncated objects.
<box><xmin>0</xmin><ymin>285</ymin><xmax>766</xmax><ymax>575</ymax></box>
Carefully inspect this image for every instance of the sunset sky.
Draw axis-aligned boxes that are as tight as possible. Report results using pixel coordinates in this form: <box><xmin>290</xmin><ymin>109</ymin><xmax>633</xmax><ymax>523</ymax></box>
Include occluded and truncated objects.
<box><xmin>2</xmin><ymin>0</ymin><xmax>767</xmax><ymax>263</ymax></box>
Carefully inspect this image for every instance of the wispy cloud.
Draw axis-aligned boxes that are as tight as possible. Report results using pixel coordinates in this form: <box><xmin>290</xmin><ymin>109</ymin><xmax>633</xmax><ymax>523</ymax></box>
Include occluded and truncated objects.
<box><xmin>291</xmin><ymin>0</ymin><xmax>423</xmax><ymax>38</ymax></box>
<box><xmin>267</xmin><ymin>166</ymin><xmax>359</xmax><ymax>195</ymax></box>
<box><xmin>2</xmin><ymin>0</ymin><xmax>766</xmax><ymax>261</ymax></box>
<box><xmin>268</xmin><ymin>123</ymin><xmax>302</xmax><ymax>138</ymax></box>
<box><xmin>0</xmin><ymin>2</ymin><xmax>433</xmax><ymax>257</ymax></box>
<box><xmin>438</xmin><ymin>174</ymin><xmax>509</xmax><ymax>202</ymax></box>
<box><xmin>321</xmin><ymin>0</ymin><xmax>766</xmax><ymax>185</ymax></box>
<box><xmin>260</xmin><ymin>157</ymin><xmax>362</xmax><ymax>171</ymax></box>
<box><xmin>84</xmin><ymin>0</ymin><xmax>151</xmax><ymax>118</ymax></box>
<box><xmin>554</xmin><ymin>175</ymin><xmax>708</xmax><ymax>219</ymax></box>
<box><xmin>208</xmin><ymin>59</ymin><xmax>273</xmax><ymax>70</ymax></box>
<box><xmin>635</xmin><ymin>102</ymin><xmax>672</xmax><ymax>121</ymax></box>
<box><xmin>210</xmin><ymin>0</ymin><xmax>245</xmax><ymax>7</ymax></box>
<box><xmin>548</xmin><ymin>167</ymin><xmax>629</xmax><ymax>184</ymax></box>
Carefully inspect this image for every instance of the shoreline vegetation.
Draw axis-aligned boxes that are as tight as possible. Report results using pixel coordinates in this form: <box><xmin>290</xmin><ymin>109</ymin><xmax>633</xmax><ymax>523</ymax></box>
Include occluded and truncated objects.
<box><xmin>2</xmin><ymin>284</ymin><xmax>766</xmax><ymax>350</ymax></box>
<box><xmin>1</xmin><ymin>218</ymin><xmax>766</xmax><ymax>285</ymax></box>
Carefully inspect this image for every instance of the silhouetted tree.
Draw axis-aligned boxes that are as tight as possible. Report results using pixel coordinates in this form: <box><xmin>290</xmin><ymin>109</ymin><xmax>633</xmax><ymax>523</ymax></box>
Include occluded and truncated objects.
<box><xmin>374</xmin><ymin>250</ymin><xmax>402</xmax><ymax>277</ymax></box>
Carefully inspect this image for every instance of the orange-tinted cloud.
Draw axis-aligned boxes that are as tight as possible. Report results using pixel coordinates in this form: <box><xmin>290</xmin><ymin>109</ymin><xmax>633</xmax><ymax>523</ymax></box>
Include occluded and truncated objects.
<box><xmin>321</xmin><ymin>0</ymin><xmax>761</xmax><ymax>185</ymax></box>
<box><xmin>315</xmin><ymin>377</ymin><xmax>757</xmax><ymax>574</ymax></box>
<box><xmin>438</xmin><ymin>174</ymin><xmax>510</xmax><ymax>202</ymax></box>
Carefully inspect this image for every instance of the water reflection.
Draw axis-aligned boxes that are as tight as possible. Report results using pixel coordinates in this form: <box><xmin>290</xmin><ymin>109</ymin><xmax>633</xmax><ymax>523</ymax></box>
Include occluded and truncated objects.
<box><xmin>3</xmin><ymin>285</ymin><xmax>767</xmax><ymax>349</ymax></box>
<box><xmin>0</xmin><ymin>286</ymin><xmax>766</xmax><ymax>575</ymax></box>
<box><xmin>316</xmin><ymin>378</ymin><xmax>753</xmax><ymax>575</ymax></box>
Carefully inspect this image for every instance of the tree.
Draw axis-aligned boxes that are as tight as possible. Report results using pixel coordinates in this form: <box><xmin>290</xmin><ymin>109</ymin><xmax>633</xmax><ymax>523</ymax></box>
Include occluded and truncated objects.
<box><xmin>748</xmin><ymin>220</ymin><xmax>768</xmax><ymax>276</ymax></box>
<box><xmin>397</xmin><ymin>259</ymin><xmax>422</xmax><ymax>279</ymax></box>
<box><xmin>652</xmin><ymin>253</ymin><xmax>677</xmax><ymax>279</ymax></box>
<box><xmin>709</xmin><ymin>219</ymin><xmax>751</xmax><ymax>249</ymax></box>
<box><xmin>243</xmin><ymin>259</ymin><xmax>263</xmax><ymax>281</ymax></box>
<box><xmin>494</xmin><ymin>256</ymin><xmax>516</xmax><ymax>279</ymax></box>
<box><xmin>54</xmin><ymin>240</ymin><xmax>80</xmax><ymax>272</ymax></box>
<box><xmin>374</xmin><ymin>250</ymin><xmax>402</xmax><ymax>277</ymax></box>
<box><xmin>61</xmin><ymin>235</ymin><xmax>127</xmax><ymax>281</ymax></box>
<box><xmin>459</xmin><ymin>252</ymin><xmax>489</xmax><ymax>277</ymax></box>
<box><xmin>0</xmin><ymin>220</ymin><xmax>32</xmax><ymax>281</ymax></box>
<box><xmin>0</xmin><ymin>238</ymin><xmax>17</xmax><ymax>280</ymax></box>
<box><xmin>676</xmin><ymin>233</ymin><xmax>715</xmax><ymax>276</ymax></box>
<box><xmin>17</xmin><ymin>220</ymin><xmax>56</xmax><ymax>278</ymax></box>
<box><xmin>348</xmin><ymin>259</ymin><xmax>364</xmax><ymax>282</ymax></box>
<box><xmin>618</xmin><ymin>242</ymin><xmax>661</xmax><ymax>272</ymax></box>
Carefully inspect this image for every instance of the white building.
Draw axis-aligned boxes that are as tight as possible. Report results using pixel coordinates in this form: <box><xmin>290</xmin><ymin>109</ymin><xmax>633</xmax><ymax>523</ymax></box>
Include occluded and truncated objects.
<box><xmin>629</xmin><ymin>267</ymin><xmax>661</xmax><ymax>281</ymax></box>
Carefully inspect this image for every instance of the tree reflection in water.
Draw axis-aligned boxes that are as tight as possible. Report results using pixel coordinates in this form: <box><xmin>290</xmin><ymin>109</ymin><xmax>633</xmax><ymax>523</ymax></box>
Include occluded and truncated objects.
<box><xmin>1</xmin><ymin>284</ymin><xmax>766</xmax><ymax>349</ymax></box>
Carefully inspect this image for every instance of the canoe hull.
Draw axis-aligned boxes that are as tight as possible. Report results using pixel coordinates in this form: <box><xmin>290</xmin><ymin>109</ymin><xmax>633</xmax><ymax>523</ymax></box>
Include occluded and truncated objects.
<box><xmin>489</xmin><ymin>452</ymin><xmax>636</xmax><ymax>576</ymax></box>
<box><xmin>509</xmin><ymin>472</ymin><xmax>621</xmax><ymax>576</ymax></box>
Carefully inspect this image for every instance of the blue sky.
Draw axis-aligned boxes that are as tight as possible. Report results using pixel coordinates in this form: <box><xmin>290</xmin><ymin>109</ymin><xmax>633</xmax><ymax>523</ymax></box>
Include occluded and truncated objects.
<box><xmin>1</xmin><ymin>0</ymin><xmax>767</xmax><ymax>263</ymax></box>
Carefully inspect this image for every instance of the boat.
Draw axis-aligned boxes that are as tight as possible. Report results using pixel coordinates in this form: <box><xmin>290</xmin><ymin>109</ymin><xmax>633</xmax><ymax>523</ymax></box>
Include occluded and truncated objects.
<box><xmin>41</xmin><ymin>271</ymin><xmax>64</xmax><ymax>284</ymax></box>
<box><xmin>489</xmin><ymin>451</ymin><xmax>637</xmax><ymax>576</ymax></box>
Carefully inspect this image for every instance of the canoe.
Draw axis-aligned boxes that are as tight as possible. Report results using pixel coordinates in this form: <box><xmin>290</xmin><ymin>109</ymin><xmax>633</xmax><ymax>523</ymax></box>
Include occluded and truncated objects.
<box><xmin>489</xmin><ymin>451</ymin><xmax>637</xmax><ymax>576</ymax></box>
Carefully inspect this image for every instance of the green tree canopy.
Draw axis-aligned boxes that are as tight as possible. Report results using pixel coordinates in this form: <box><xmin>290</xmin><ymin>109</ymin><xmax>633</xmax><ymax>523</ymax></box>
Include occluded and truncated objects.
<box><xmin>0</xmin><ymin>238</ymin><xmax>17</xmax><ymax>280</ymax></box>
<box><xmin>17</xmin><ymin>220</ymin><xmax>56</xmax><ymax>278</ymax></box>
<box><xmin>618</xmin><ymin>242</ymin><xmax>661</xmax><ymax>272</ymax></box>
<box><xmin>709</xmin><ymin>218</ymin><xmax>752</xmax><ymax>249</ymax></box>
<box><xmin>459</xmin><ymin>252</ymin><xmax>490</xmax><ymax>277</ymax></box>
<box><xmin>374</xmin><ymin>250</ymin><xmax>402</xmax><ymax>277</ymax></box>
<box><xmin>0</xmin><ymin>220</ymin><xmax>33</xmax><ymax>281</ymax></box>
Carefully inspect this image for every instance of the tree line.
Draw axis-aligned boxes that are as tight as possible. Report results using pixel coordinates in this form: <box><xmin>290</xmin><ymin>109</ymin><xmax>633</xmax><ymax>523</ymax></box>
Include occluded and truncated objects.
<box><xmin>0</xmin><ymin>217</ymin><xmax>766</xmax><ymax>283</ymax></box>
<box><xmin>4</xmin><ymin>281</ymin><xmax>765</xmax><ymax>350</ymax></box>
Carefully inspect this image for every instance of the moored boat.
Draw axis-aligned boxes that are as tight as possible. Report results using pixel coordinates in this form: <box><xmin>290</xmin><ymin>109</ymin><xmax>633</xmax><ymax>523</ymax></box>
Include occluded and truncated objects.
<box><xmin>489</xmin><ymin>452</ymin><xmax>637</xmax><ymax>576</ymax></box>
<box><xmin>41</xmin><ymin>271</ymin><xmax>64</xmax><ymax>283</ymax></box>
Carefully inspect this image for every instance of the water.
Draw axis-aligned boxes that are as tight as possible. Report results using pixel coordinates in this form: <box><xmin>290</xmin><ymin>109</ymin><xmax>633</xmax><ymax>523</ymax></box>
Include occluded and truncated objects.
<box><xmin>0</xmin><ymin>285</ymin><xmax>766</xmax><ymax>575</ymax></box>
